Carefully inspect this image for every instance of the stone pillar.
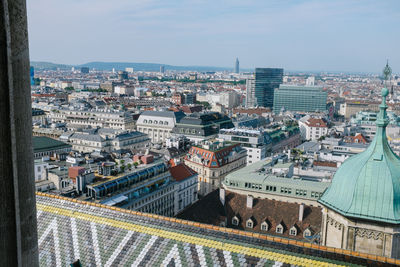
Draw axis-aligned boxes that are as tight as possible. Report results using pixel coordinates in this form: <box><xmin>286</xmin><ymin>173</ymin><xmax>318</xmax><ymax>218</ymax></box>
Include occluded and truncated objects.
<box><xmin>0</xmin><ymin>0</ymin><xmax>39</xmax><ymax>266</ymax></box>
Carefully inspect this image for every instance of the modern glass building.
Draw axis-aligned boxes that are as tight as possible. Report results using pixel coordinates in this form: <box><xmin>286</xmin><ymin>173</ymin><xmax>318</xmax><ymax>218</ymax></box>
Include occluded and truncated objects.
<box><xmin>246</xmin><ymin>68</ymin><xmax>283</xmax><ymax>108</ymax></box>
<box><xmin>273</xmin><ymin>85</ymin><xmax>327</xmax><ymax>114</ymax></box>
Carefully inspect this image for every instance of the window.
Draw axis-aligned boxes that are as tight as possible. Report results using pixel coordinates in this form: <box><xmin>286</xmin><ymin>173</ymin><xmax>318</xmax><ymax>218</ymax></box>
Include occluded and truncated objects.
<box><xmin>232</xmin><ymin>216</ymin><xmax>239</xmax><ymax>226</ymax></box>
<box><xmin>289</xmin><ymin>226</ymin><xmax>297</xmax><ymax>236</ymax></box>
<box><xmin>303</xmin><ymin>228</ymin><xmax>312</xmax><ymax>238</ymax></box>
<box><xmin>276</xmin><ymin>224</ymin><xmax>283</xmax><ymax>234</ymax></box>
<box><xmin>261</xmin><ymin>222</ymin><xmax>269</xmax><ymax>231</ymax></box>
<box><xmin>246</xmin><ymin>219</ymin><xmax>253</xmax><ymax>229</ymax></box>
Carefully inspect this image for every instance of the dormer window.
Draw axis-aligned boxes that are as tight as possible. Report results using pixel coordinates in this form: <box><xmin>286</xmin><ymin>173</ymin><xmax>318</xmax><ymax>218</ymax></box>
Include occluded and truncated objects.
<box><xmin>289</xmin><ymin>226</ymin><xmax>297</xmax><ymax>236</ymax></box>
<box><xmin>143</xmin><ymin>119</ymin><xmax>147</xmax><ymax>123</ymax></box>
<box><xmin>276</xmin><ymin>224</ymin><xmax>284</xmax><ymax>234</ymax></box>
<box><xmin>159</xmin><ymin>121</ymin><xmax>163</xmax><ymax>125</ymax></box>
<box><xmin>232</xmin><ymin>216</ymin><xmax>239</xmax><ymax>226</ymax></box>
<box><xmin>303</xmin><ymin>228</ymin><xmax>312</xmax><ymax>238</ymax></box>
<box><xmin>149</xmin><ymin>120</ymin><xmax>152</xmax><ymax>124</ymax></box>
<box><xmin>246</xmin><ymin>218</ymin><xmax>254</xmax><ymax>229</ymax></box>
<box><xmin>261</xmin><ymin>221</ymin><xmax>269</xmax><ymax>231</ymax></box>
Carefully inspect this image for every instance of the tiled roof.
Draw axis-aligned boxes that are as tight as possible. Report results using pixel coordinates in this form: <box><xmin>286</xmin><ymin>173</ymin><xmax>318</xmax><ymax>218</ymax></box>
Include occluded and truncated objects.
<box><xmin>344</xmin><ymin>133</ymin><xmax>368</xmax><ymax>144</ymax></box>
<box><xmin>185</xmin><ymin>143</ymin><xmax>243</xmax><ymax>168</ymax></box>
<box><xmin>313</xmin><ymin>161</ymin><xmax>337</xmax><ymax>168</ymax></box>
<box><xmin>36</xmin><ymin>193</ymin><xmax>399</xmax><ymax>266</ymax></box>
<box><xmin>179</xmin><ymin>190</ymin><xmax>322</xmax><ymax>240</ymax></box>
<box><xmin>305</xmin><ymin>118</ymin><xmax>327</xmax><ymax>128</ymax></box>
<box><xmin>169</xmin><ymin>163</ymin><xmax>197</xmax><ymax>182</ymax></box>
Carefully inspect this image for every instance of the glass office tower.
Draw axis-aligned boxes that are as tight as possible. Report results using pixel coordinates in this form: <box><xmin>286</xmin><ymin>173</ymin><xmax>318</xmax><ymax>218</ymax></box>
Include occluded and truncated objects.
<box><xmin>249</xmin><ymin>68</ymin><xmax>283</xmax><ymax>108</ymax></box>
<box><xmin>273</xmin><ymin>85</ymin><xmax>327</xmax><ymax>114</ymax></box>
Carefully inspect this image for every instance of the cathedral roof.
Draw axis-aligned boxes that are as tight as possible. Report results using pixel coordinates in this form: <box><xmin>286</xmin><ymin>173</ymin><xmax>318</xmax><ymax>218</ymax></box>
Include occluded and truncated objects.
<box><xmin>319</xmin><ymin>88</ymin><xmax>400</xmax><ymax>224</ymax></box>
<box><xmin>36</xmin><ymin>193</ymin><xmax>397</xmax><ymax>266</ymax></box>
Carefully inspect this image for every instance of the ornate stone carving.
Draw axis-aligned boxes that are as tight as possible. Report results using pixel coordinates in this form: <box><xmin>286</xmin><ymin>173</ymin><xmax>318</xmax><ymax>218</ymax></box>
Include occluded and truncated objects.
<box><xmin>354</xmin><ymin>228</ymin><xmax>384</xmax><ymax>240</ymax></box>
<box><xmin>327</xmin><ymin>216</ymin><xmax>343</xmax><ymax>230</ymax></box>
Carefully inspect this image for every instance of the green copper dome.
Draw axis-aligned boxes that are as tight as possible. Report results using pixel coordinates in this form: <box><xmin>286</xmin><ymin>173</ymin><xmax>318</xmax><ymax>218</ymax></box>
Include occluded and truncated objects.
<box><xmin>319</xmin><ymin>88</ymin><xmax>400</xmax><ymax>224</ymax></box>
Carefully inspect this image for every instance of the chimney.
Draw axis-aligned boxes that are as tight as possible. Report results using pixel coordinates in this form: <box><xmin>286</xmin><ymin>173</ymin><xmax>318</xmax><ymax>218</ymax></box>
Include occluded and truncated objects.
<box><xmin>219</xmin><ymin>188</ymin><xmax>225</xmax><ymax>206</ymax></box>
<box><xmin>246</xmin><ymin>195</ymin><xmax>253</xmax><ymax>209</ymax></box>
<box><xmin>299</xmin><ymin>203</ymin><xmax>305</xmax><ymax>222</ymax></box>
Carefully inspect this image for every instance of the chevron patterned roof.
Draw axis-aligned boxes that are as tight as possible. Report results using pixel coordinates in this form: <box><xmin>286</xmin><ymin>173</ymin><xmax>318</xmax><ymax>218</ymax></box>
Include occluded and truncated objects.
<box><xmin>36</xmin><ymin>193</ymin><xmax>398</xmax><ymax>266</ymax></box>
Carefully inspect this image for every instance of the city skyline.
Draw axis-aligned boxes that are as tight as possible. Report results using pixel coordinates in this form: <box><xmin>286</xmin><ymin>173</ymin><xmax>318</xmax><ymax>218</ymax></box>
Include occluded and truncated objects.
<box><xmin>27</xmin><ymin>0</ymin><xmax>400</xmax><ymax>73</ymax></box>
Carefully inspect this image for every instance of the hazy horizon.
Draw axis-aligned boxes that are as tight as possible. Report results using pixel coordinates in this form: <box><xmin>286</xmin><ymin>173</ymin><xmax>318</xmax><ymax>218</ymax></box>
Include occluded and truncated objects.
<box><xmin>28</xmin><ymin>0</ymin><xmax>400</xmax><ymax>73</ymax></box>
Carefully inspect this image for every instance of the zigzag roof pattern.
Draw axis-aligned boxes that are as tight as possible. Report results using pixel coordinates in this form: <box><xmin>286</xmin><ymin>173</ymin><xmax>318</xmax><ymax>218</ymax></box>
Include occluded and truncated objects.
<box><xmin>36</xmin><ymin>193</ymin><xmax>400</xmax><ymax>266</ymax></box>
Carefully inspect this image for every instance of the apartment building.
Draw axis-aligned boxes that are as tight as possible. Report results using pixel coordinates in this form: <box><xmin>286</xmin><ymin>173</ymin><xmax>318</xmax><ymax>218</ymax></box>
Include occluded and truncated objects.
<box><xmin>184</xmin><ymin>140</ymin><xmax>247</xmax><ymax>196</ymax></box>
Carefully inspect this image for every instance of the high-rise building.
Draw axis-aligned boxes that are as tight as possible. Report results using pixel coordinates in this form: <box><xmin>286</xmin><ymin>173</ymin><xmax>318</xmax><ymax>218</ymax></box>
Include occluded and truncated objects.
<box><xmin>306</xmin><ymin>76</ymin><xmax>315</xmax><ymax>86</ymax></box>
<box><xmin>160</xmin><ymin>65</ymin><xmax>165</xmax><ymax>73</ymax></box>
<box><xmin>273</xmin><ymin>85</ymin><xmax>327</xmax><ymax>114</ymax></box>
<box><xmin>246</xmin><ymin>68</ymin><xmax>283</xmax><ymax>108</ymax></box>
<box><xmin>80</xmin><ymin>67</ymin><xmax>89</xmax><ymax>74</ymax></box>
<box><xmin>245</xmin><ymin>78</ymin><xmax>256</xmax><ymax>107</ymax></box>
<box><xmin>118</xmin><ymin>70</ymin><xmax>129</xmax><ymax>80</ymax></box>
<box><xmin>234</xmin><ymin>58</ymin><xmax>239</xmax><ymax>73</ymax></box>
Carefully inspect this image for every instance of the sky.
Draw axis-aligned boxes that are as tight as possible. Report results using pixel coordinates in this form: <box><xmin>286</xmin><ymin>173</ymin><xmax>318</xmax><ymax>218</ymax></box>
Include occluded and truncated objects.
<box><xmin>27</xmin><ymin>0</ymin><xmax>400</xmax><ymax>73</ymax></box>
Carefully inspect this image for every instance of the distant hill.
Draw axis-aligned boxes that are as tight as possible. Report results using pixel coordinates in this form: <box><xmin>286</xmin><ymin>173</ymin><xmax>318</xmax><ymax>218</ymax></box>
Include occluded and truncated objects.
<box><xmin>30</xmin><ymin>61</ymin><xmax>235</xmax><ymax>72</ymax></box>
<box><xmin>30</xmin><ymin>61</ymin><xmax>72</xmax><ymax>70</ymax></box>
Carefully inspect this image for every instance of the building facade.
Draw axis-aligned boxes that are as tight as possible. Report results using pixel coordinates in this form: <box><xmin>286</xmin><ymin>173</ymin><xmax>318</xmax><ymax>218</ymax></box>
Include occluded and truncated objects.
<box><xmin>172</xmin><ymin>112</ymin><xmax>234</xmax><ymax>143</ymax></box>
<box><xmin>246</xmin><ymin>68</ymin><xmax>283</xmax><ymax>108</ymax></box>
<box><xmin>223</xmin><ymin>157</ymin><xmax>330</xmax><ymax>206</ymax></box>
<box><xmin>49</xmin><ymin>108</ymin><xmax>135</xmax><ymax>130</ymax></box>
<box><xmin>136</xmin><ymin>110</ymin><xmax>185</xmax><ymax>144</ymax></box>
<box><xmin>273</xmin><ymin>85</ymin><xmax>327</xmax><ymax>114</ymax></box>
<box><xmin>298</xmin><ymin>117</ymin><xmax>329</xmax><ymax>141</ymax></box>
<box><xmin>184</xmin><ymin>141</ymin><xmax>247</xmax><ymax>196</ymax></box>
<box><xmin>169</xmin><ymin>163</ymin><xmax>198</xmax><ymax>214</ymax></box>
<box><xmin>218</xmin><ymin>128</ymin><xmax>272</xmax><ymax>165</ymax></box>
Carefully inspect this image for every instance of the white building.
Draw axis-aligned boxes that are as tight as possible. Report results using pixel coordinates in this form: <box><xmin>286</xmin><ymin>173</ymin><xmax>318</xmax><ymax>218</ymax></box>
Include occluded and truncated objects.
<box><xmin>69</xmin><ymin>129</ymin><xmax>150</xmax><ymax>153</ymax></box>
<box><xmin>169</xmin><ymin>163</ymin><xmax>198</xmax><ymax>214</ymax></box>
<box><xmin>218</xmin><ymin>128</ymin><xmax>272</xmax><ymax>165</ymax></box>
<box><xmin>136</xmin><ymin>110</ymin><xmax>185</xmax><ymax>144</ymax></box>
<box><xmin>305</xmin><ymin>76</ymin><xmax>315</xmax><ymax>86</ymax></box>
<box><xmin>114</xmin><ymin>85</ymin><xmax>135</xmax><ymax>96</ymax></box>
<box><xmin>298</xmin><ymin>116</ymin><xmax>329</xmax><ymax>141</ymax></box>
<box><xmin>34</xmin><ymin>160</ymin><xmax>49</xmax><ymax>181</ymax></box>
<box><xmin>49</xmin><ymin>107</ymin><xmax>135</xmax><ymax>130</ymax></box>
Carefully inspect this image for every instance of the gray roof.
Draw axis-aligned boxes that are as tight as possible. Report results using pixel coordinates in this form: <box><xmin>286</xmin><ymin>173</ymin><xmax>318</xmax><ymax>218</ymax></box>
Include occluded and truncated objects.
<box><xmin>141</xmin><ymin>110</ymin><xmax>185</xmax><ymax>121</ymax></box>
<box><xmin>224</xmin><ymin>159</ymin><xmax>330</xmax><ymax>200</ymax></box>
<box><xmin>70</xmin><ymin>133</ymin><xmax>104</xmax><ymax>142</ymax></box>
<box><xmin>296</xmin><ymin>142</ymin><xmax>320</xmax><ymax>153</ymax></box>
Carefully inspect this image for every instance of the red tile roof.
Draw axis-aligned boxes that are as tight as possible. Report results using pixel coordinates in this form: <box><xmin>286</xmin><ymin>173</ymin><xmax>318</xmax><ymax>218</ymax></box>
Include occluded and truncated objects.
<box><xmin>344</xmin><ymin>133</ymin><xmax>368</xmax><ymax>144</ymax></box>
<box><xmin>185</xmin><ymin>143</ymin><xmax>241</xmax><ymax>168</ymax></box>
<box><xmin>169</xmin><ymin>163</ymin><xmax>197</xmax><ymax>182</ymax></box>
<box><xmin>313</xmin><ymin>161</ymin><xmax>337</xmax><ymax>168</ymax></box>
<box><xmin>305</xmin><ymin>118</ymin><xmax>327</xmax><ymax>128</ymax></box>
